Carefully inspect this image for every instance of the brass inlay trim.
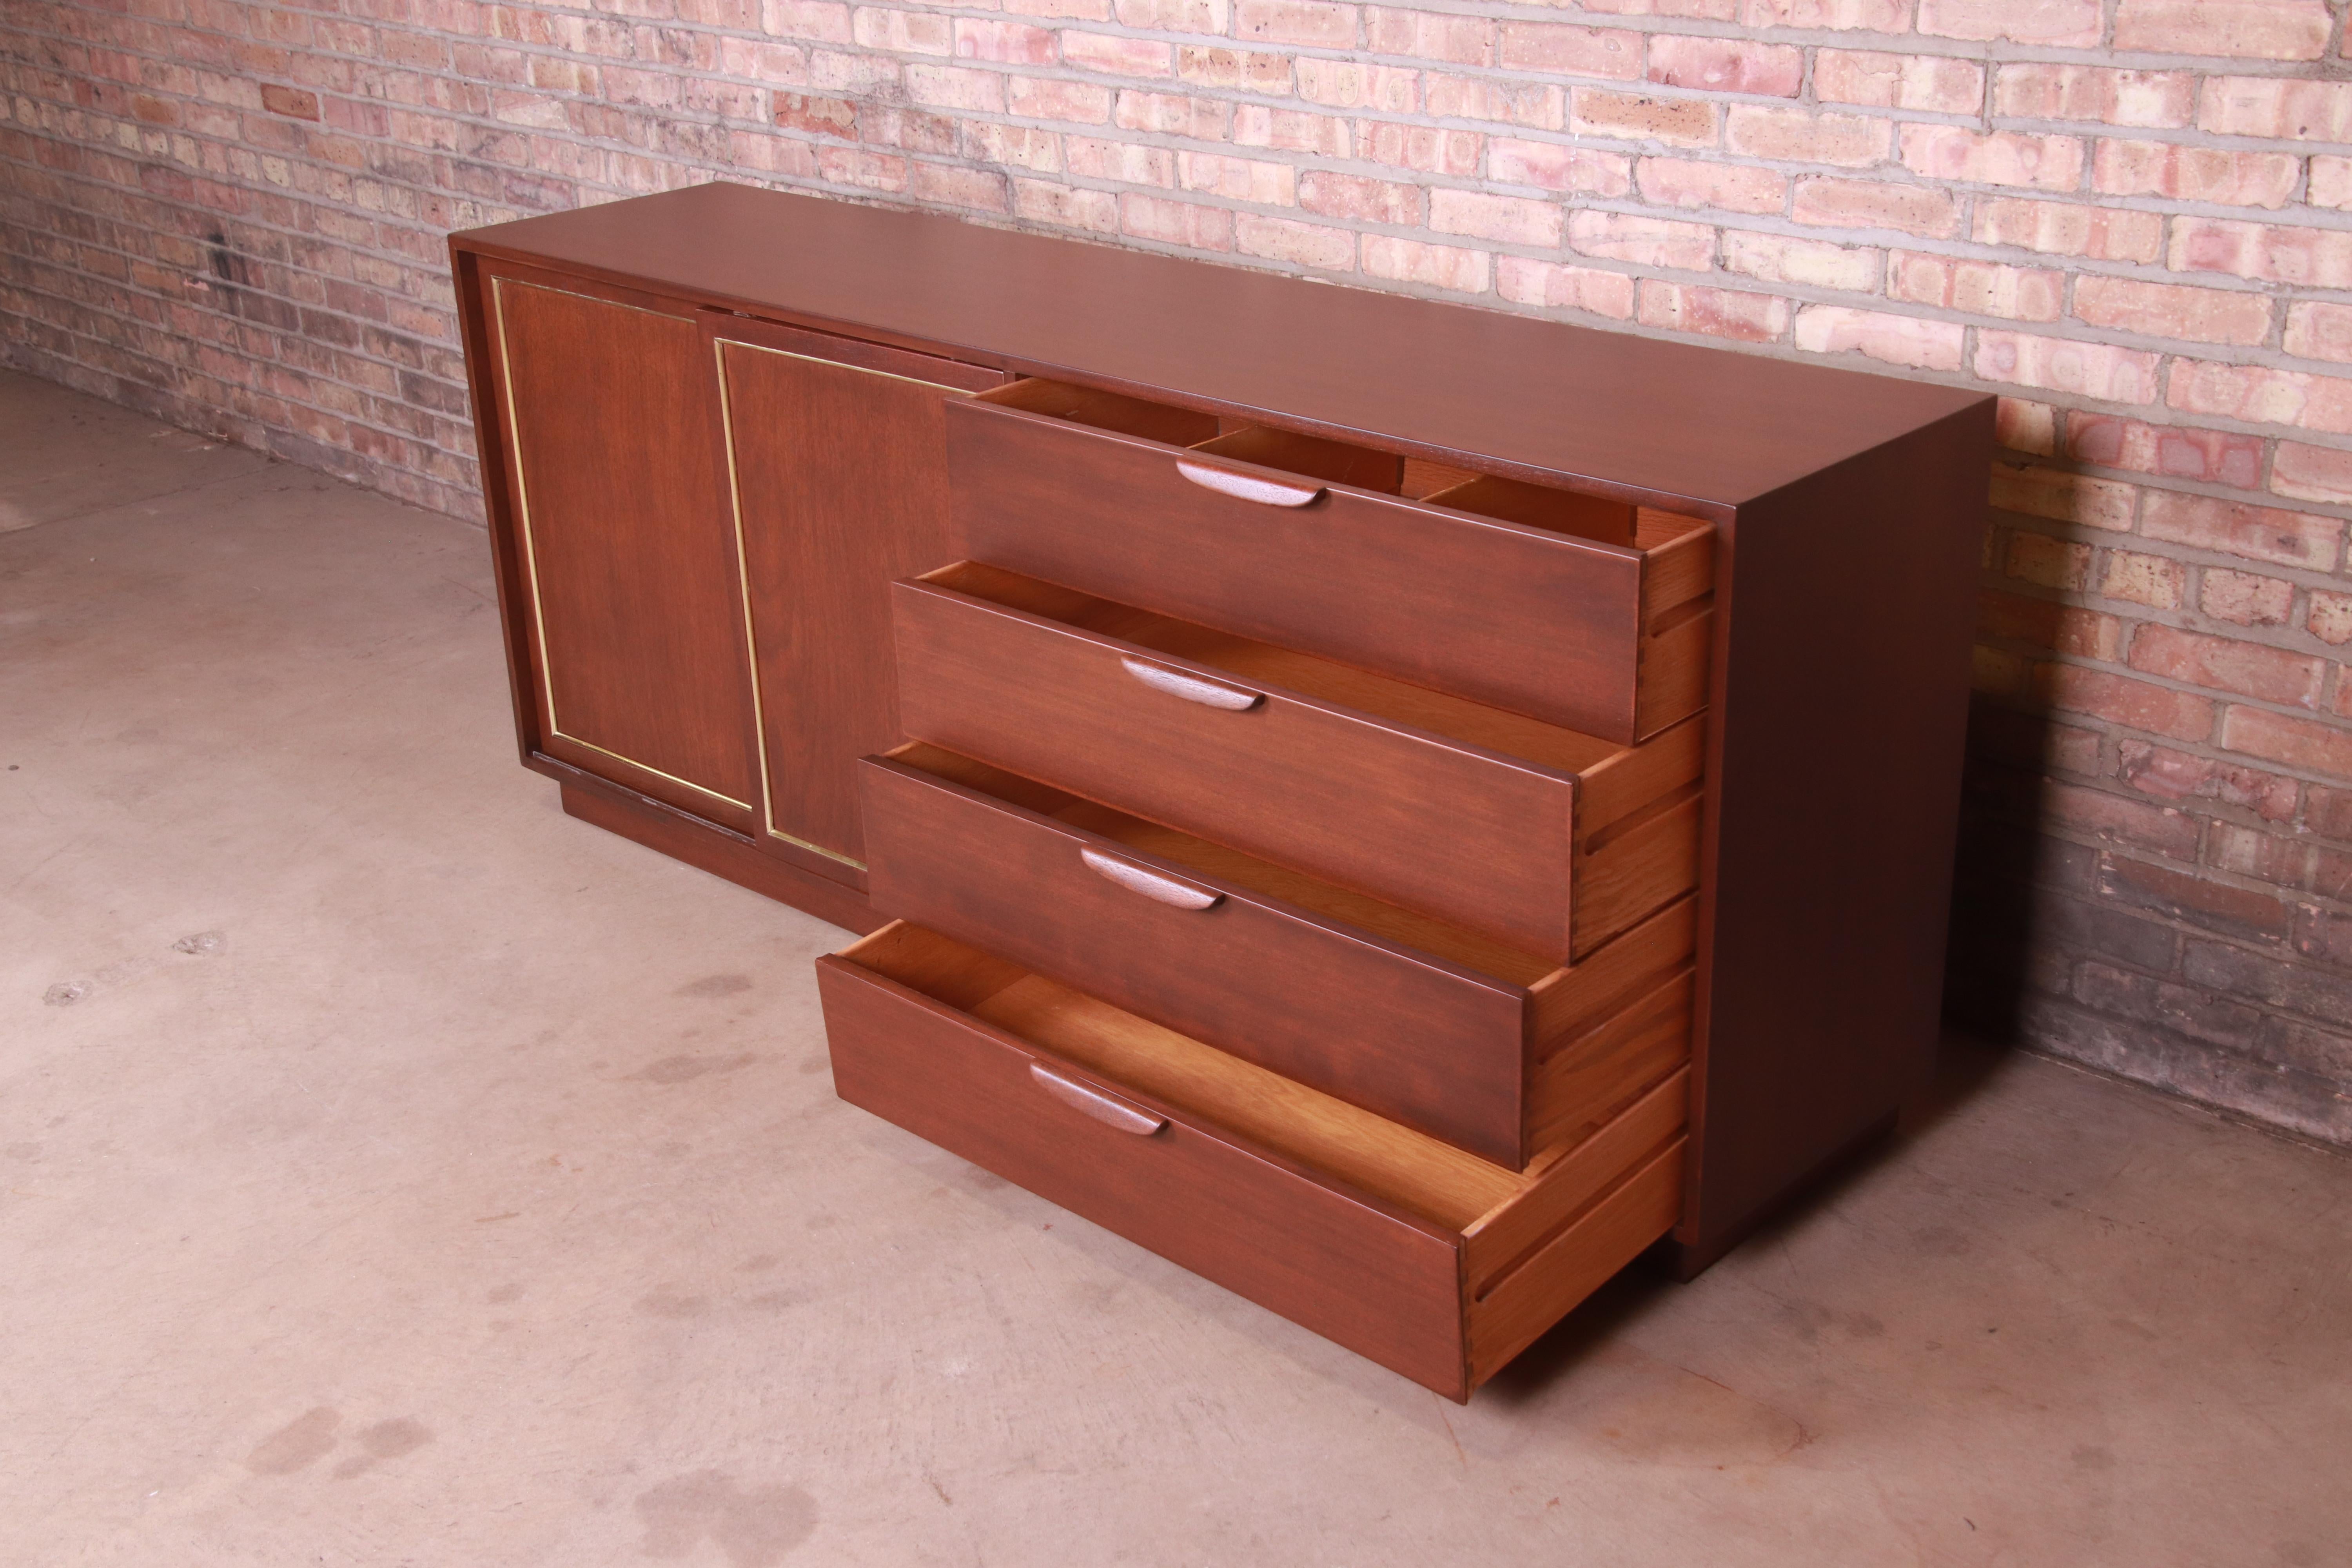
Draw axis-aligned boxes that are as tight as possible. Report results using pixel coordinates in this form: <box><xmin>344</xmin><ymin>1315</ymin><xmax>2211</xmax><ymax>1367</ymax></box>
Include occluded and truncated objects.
<box><xmin>713</xmin><ymin>332</ymin><xmax>975</xmax><ymax>866</ymax></box>
<box><xmin>491</xmin><ymin>275</ymin><xmax>752</xmax><ymax>815</ymax></box>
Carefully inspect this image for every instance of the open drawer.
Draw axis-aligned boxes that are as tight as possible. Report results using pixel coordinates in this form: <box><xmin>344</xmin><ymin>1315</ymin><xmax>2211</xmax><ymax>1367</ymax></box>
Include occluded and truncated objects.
<box><xmin>818</xmin><ymin>921</ymin><xmax>1689</xmax><ymax>1400</ymax></box>
<box><xmin>944</xmin><ymin>378</ymin><xmax>1714</xmax><ymax>745</ymax></box>
<box><xmin>892</xmin><ymin>561</ymin><xmax>1706</xmax><ymax>964</ymax></box>
<box><xmin>863</xmin><ymin>743</ymin><xmax>1698</xmax><ymax>1169</ymax></box>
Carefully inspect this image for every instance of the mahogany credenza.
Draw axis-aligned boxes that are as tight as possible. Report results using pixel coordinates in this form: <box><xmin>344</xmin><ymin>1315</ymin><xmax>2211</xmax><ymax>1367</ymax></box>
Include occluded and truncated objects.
<box><xmin>450</xmin><ymin>182</ymin><xmax>1991</xmax><ymax>1400</ymax></box>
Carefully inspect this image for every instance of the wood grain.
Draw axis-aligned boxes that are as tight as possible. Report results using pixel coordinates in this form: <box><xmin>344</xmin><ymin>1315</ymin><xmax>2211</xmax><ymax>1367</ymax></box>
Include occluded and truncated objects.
<box><xmin>490</xmin><ymin>271</ymin><xmax>762</xmax><ymax>826</ymax></box>
<box><xmin>713</xmin><ymin>313</ymin><xmax>1008</xmax><ymax>871</ymax></box>
<box><xmin>948</xmin><ymin>395</ymin><xmax>1659</xmax><ymax>740</ymax></box>
<box><xmin>819</xmin><ymin>927</ymin><xmax>1471</xmax><ymax>1398</ymax></box>
<box><xmin>862</xmin><ymin>750</ymin><xmax>1540</xmax><ymax>1165</ymax></box>
<box><xmin>1466</xmin><ymin>1138</ymin><xmax>1686</xmax><ymax>1386</ymax></box>
<box><xmin>892</xmin><ymin>566</ymin><xmax>1593</xmax><ymax>960</ymax></box>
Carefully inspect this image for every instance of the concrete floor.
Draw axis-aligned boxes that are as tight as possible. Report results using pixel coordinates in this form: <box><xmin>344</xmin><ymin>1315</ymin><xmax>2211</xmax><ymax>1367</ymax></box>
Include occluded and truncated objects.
<box><xmin>3</xmin><ymin>365</ymin><xmax>2348</xmax><ymax>1567</ymax></box>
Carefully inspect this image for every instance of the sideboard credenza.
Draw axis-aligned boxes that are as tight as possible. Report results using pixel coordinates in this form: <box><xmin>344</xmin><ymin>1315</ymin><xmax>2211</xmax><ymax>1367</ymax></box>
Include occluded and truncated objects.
<box><xmin>451</xmin><ymin>183</ymin><xmax>1991</xmax><ymax>1400</ymax></box>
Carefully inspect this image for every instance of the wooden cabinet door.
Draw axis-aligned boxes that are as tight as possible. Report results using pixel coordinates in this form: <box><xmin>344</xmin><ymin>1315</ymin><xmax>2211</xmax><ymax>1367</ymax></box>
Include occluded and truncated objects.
<box><xmin>710</xmin><ymin>314</ymin><xmax>1007</xmax><ymax>880</ymax></box>
<box><xmin>487</xmin><ymin>270</ymin><xmax>762</xmax><ymax>829</ymax></box>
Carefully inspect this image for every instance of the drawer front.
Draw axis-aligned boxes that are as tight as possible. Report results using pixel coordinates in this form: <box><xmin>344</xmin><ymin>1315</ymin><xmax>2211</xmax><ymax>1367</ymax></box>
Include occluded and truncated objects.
<box><xmin>816</xmin><ymin>951</ymin><xmax>1468</xmax><ymax>1397</ymax></box>
<box><xmin>892</xmin><ymin>579</ymin><xmax>1582</xmax><ymax>960</ymax></box>
<box><xmin>946</xmin><ymin>398</ymin><xmax>1648</xmax><ymax>740</ymax></box>
<box><xmin>860</xmin><ymin>755</ymin><xmax>1531</xmax><ymax>1167</ymax></box>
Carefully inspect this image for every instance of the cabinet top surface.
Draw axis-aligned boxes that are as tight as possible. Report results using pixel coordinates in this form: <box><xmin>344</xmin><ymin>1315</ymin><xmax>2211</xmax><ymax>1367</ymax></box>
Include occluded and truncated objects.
<box><xmin>454</xmin><ymin>181</ymin><xmax>1988</xmax><ymax>508</ymax></box>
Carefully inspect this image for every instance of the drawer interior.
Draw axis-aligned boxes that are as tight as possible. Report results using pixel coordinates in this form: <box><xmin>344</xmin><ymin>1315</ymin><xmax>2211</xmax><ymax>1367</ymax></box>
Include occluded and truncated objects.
<box><xmin>916</xmin><ymin>560</ymin><xmax>1630</xmax><ymax>780</ymax></box>
<box><xmin>838</xmin><ymin>920</ymin><xmax>1686</xmax><ymax>1272</ymax></box>
<box><xmin>843</xmin><ymin>920</ymin><xmax>1518</xmax><ymax>1229</ymax></box>
<box><xmin>973</xmin><ymin>377</ymin><xmax>1711</xmax><ymax>546</ymax></box>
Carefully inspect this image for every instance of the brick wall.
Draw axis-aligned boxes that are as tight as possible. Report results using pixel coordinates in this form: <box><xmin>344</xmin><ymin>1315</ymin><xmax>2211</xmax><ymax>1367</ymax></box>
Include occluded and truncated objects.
<box><xmin>5</xmin><ymin>0</ymin><xmax>2349</xmax><ymax>1139</ymax></box>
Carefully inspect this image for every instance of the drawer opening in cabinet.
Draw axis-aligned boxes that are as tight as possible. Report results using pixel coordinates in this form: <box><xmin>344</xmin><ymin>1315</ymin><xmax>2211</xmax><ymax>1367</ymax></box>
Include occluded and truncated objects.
<box><xmin>901</xmin><ymin>561</ymin><xmax>1710</xmax><ymax>964</ymax></box>
<box><xmin>973</xmin><ymin>379</ymin><xmax>1714</xmax><ymax>551</ymax></box>
<box><xmin>837</xmin><ymin>922</ymin><xmax>1688</xmax><ymax>1266</ymax></box>
<box><xmin>869</xmin><ymin>741</ymin><xmax>1705</xmax><ymax>1171</ymax></box>
<box><xmin>828</xmin><ymin>919</ymin><xmax>1691</xmax><ymax>1392</ymax></box>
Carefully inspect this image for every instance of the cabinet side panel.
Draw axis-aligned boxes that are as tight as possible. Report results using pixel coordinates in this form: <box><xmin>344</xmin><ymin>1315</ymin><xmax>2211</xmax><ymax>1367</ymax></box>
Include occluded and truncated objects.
<box><xmin>1681</xmin><ymin>401</ymin><xmax>1994</xmax><ymax>1268</ymax></box>
<box><xmin>449</xmin><ymin>247</ymin><xmax>541</xmax><ymax>766</ymax></box>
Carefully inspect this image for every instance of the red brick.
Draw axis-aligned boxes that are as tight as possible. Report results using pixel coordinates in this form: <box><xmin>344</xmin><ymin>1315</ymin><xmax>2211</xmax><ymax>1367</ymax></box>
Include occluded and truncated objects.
<box><xmin>1498</xmin><ymin>24</ymin><xmax>1644</xmax><ymax>80</ymax></box>
<box><xmin>1488</xmin><ymin>139</ymin><xmax>1630</xmax><ymax>196</ymax></box>
<box><xmin>1428</xmin><ymin>188</ymin><xmax>1562</xmax><ymax>246</ymax></box>
<box><xmin>2064</xmin><ymin>417</ymin><xmax>2263</xmax><ymax>489</ymax></box>
<box><xmin>1723</xmin><ymin>105</ymin><xmax>1890</xmax><ymax>168</ymax></box>
<box><xmin>1360</xmin><ymin>234</ymin><xmax>1490</xmax><ymax>293</ymax></box>
<box><xmin>2129</xmin><ymin>624</ymin><xmax>2326</xmax><ymax>708</ymax></box>
<box><xmin>1815</xmin><ymin>49</ymin><xmax>1983</xmax><ymax>113</ymax></box>
<box><xmin>2312</xmin><ymin>156</ymin><xmax>2352</xmax><ymax>211</ymax></box>
<box><xmin>2285</xmin><ymin>303</ymin><xmax>2352</xmax><ymax>365</ymax></box>
<box><xmin>1232</xmin><ymin>212</ymin><xmax>1354</xmax><ymax>269</ymax></box>
<box><xmin>2310</xmin><ymin>591</ymin><xmax>2352</xmax><ymax>646</ymax></box>
<box><xmin>1177</xmin><ymin>151</ymin><xmax>1294</xmax><ymax>204</ymax></box>
<box><xmin>2309</xmin><ymin>783</ymin><xmax>2352</xmax><ymax>840</ymax></box>
<box><xmin>2200</xmin><ymin>569</ymin><xmax>2295</xmax><ymax>627</ymax></box>
<box><xmin>2048</xmin><ymin>783</ymin><xmax>2204</xmax><ymax>860</ymax></box>
<box><xmin>260</xmin><ymin>84</ymin><xmax>321</xmax><ymax>120</ymax></box>
<box><xmin>774</xmin><ymin>92</ymin><xmax>857</xmax><ymax>136</ymax></box>
<box><xmin>1901</xmin><ymin>126</ymin><xmax>2083</xmax><ymax>191</ymax></box>
<box><xmin>953</xmin><ymin>17</ymin><xmax>1055</xmax><ymax>62</ymax></box>
<box><xmin>2102</xmin><ymin>550</ymin><xmax>2185</xmax><ymax>609</ymax></box>
<box><xmin>2169</xmin><ymin>360</ymin><xmax>2352</xmax><ymax>436</ymax></box>
<box><xmin>1637</xmin><ymin>281</ymin><xmax>1789</xmax><ymax>343</ymax></box>
<box><xmin>2170</xmin><ymin>220</ymin><xmax>2352</xmax><ymax>287</ymax></box>
<box><xmin>1791</xmin><ymin>178</ymin><xmax>1957</xmax><ymax>238</ymax></box>
<box><xmin>1421</xmin><ymin>73</ymin><xmax>1561</xmax><ymax>129</ymax></box>
<box><xmin>1065</xmin><ymin>136</ymin><xmax>1172</xmax><ymax>183</ymax></box>
<box><xmin>1566</xmin><ymin>209</ymin><xmax>1715</xmax><ymax>269</ymax></box>
<box><xmin>2210</xmin><ymin>823</ymin><xmax>2312</xmax><ymax>887</ymax></box>
<box><xmin>2119</xmin><ymin>739</ymin><xmax>2300</xmax><ymax>821</ymax></box>
<box><xmin>1722</xmin><ymin>231</ymin><xmax>1880</xmax><ymax>290</ymax></box>
<box><xmin>1569</xmin><ymin>89</ymin><xmax>1718</xmax><ymax>146</ymax></box>
<box><xmin>1495</xmin><ymin>257</ymin><xmax>1638</xmax><ymax>318</ymax></box>
<box><xmin>2074</xmin><ymin>277</ymin><xmax>2271</xmax><ymax>347</ymax></box>
<box><xmin>2004</xmin><ymin>530</ymin><xmax>2092</xmax><ymax>589</ymax></box>
<box><xmin>1365</xmin><ymin>7</ymin><xmax>1491</xmax><ymax>64</ymax></box>
<box><xmin>1296</xmin><ymin>59</ymin><xmax>1412</xmax><ymax>108</ymax></box>
<box><xmin>2092</xmin><ymin>141</ymin><xmax>2298</xmax><ymax>211</ymax></box>
<box><xmin>1242</xmin><ymin>108</ymin><xmax>1355</xmax><ymax>158</ymax></box>
<box><xmin>1634</xmin><ymin>156</ymin><xmax>1787</xmax><ymax>214</ymax></box>
<box><xmin>1794</xmin><ymin>306</ymin><xmax>1965</xmax><ymax>371</ymax></box>
<box><xmin>2220</xmin><ymin>705</ymin><xmax>2352</xmax><ymax>776</ymax></box>
<box><xmin>1737</xmin><ymin>0</ymin><xmax>1910</xmax><ymax>24</ymax></box>
<box><xmin>1993</xmin><ymin>64</ymin><xmax>2197</xmax><ymax>127</ymax></box>
<box><xmin>1973</xmin><ymin>199</ymin><xmax>2163</xmax><ymax>263</ymax></box>
<box><xmin>1120</xmin><ymin>192</ymin><xmax>1232</xmax><ymax>249</ymax></box>
<box><xmin>1234</xmin><ymin>0</ymin><xmax>1357</xmax><ymax>47</ymax></box>
<box><xmin>1060</xmin><ymin>31</ymin><xmax>1174</xmax><ymax>77</ymax></box>
<box><xmin>1646</xmin><ymin>36</ymin><xmax>1802</xmax><ymax>97</ymax></box>
<box><xmin>1350</xmin><ymin>119</ymin><xmax>1474</xmax><ymax>170</ymax></box>
<box><xmin>1998</xmin><ymin>398</ymin><xmax>2059</xmax><ymax>456</ymax></box>
<box><xmin>2115</xmin><ymin>0</ymin><xmax>2331</xmax><ymax>58</ymax></box>
<box><xmin>1181</xmin><ymin>46</ymin><xmax>1294</xmax><ymax>91</ymax></box>
<box><xmin>1974</xmin><ymin>332</ymin><xmax>2163</xmax><ymax>405</ymax></box>
<box><xmin>2198</xmin><ymin>77</ymin><xmax>2352</xmax><ymax>141</ymax></box>
<box><xmin>2140</xmin><ymin>492</ymin><xmax>2343</xmax><ymax>572</ymax></box>
<box><xmin>1918</xmin><ymin>0</ymin><xmax>2100</xmax><ymax>46</ymax></box>
<box><xmin>1889</xmin><ymin>252</ymin><xmax>2063</xmax><ymax>321</ymax></box>
<box><xmin>2098</xmin><ymin>855</ymin><xmax>2291</xmax><ymax>941</ymax></box>
<box><xmin>1298</xmin><ymin>170</ymin><xmax>1421</xmax><ymax>224</ymax></box>
<box><xmin>2272</xmin><ymin>442</ymin><xmax>2352</xmax><ymax>506</ymax></box>
<box><xmin>2035</xmin><ymin>664</ymin><xmax>2215</xmax><ymax>740</ymax></box>
<box><xmin>1985</xmin><ymin>592</ymin><xmax>2125</xmax><ymax>658</ymax></box>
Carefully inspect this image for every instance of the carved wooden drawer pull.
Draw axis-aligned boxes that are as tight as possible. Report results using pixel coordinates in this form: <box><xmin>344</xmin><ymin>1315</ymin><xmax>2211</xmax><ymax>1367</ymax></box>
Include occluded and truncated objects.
<box><xmin>1079</xmin><ymin>847</ymin><xmax>1224</xmax><ymax>911</ymax></box>
<box><xmin>1175</xmin><ymin>457</ymin><xmax>1325</xmax><ymax>508</ymax></box>
<box><xmin>1118</xmin><ymin>656</ymin><xmax>1265</xmax><ymax>711</ymax></box>
<box><xmin>1028</xmin><ymin>1064</ymin><xmax>1168</xmax><ymax>1136</ymax></box>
